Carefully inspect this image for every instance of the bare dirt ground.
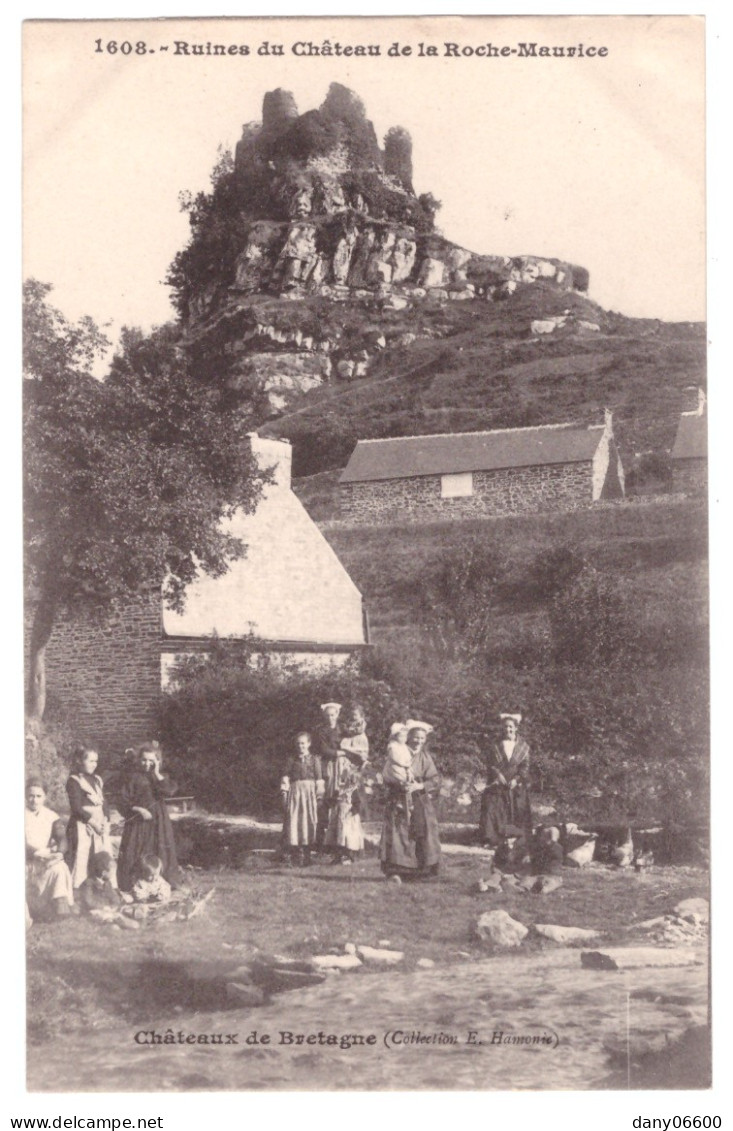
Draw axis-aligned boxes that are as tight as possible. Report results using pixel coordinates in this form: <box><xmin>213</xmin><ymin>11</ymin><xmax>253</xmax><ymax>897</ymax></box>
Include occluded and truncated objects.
<box><xmin>26</xmin><ymin>851</ymin><xmax>709</xmax><ymax>1092</ymax></box>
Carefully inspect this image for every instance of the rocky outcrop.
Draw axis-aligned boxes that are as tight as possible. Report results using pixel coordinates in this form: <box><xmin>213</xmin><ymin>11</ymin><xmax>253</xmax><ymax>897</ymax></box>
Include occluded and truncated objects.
<box><xmin>174</xmin><ymin>84</ymin><xmax>590</xmax><ymax>417</ymax></box>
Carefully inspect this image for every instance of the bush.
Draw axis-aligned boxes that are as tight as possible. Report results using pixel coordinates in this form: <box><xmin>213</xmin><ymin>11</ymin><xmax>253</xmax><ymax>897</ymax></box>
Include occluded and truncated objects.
<box><xmin>24</xmin><ymin>717</ymin><xmax>78</xmax><ymax>813</ymax></box>
<box><xmin>414</xmin><ymin>538</ymin><xmax>509</xmax><ymax>661</ymax></box>
<box><xmin>159</xmin><ymin>644</ymin><xmax>405</xmax><ymax>817</ymax></box>
<box><xmin>548</xmin><ymin>563</ymin><xmax>642</xmax><ymax>666</ymax></box>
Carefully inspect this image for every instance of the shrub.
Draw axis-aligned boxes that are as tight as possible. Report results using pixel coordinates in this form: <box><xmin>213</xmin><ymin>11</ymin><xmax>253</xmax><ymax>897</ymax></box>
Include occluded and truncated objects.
<box><xmin>548</xmin><ymin>563</ymin><xmax>642</xmax><ymax>666</ymax></box>
<box><xmin>159</xmin><ymin>644</ymin><xmax>405</xmax><ymax>817</ymax></box>
<box><xmin>414</xmin><ymin>538</ymin><xmax>509</xmax><ymax>661</ymax></box>
<box><xmin>24</xmin><ymin>716</ymin><xmax>78</xmax><ymax>813</ymax></box>
<box><xmin>525</xmin><ymin>544</ymin><xmax>585</xmax><ymax>601</ymax></box>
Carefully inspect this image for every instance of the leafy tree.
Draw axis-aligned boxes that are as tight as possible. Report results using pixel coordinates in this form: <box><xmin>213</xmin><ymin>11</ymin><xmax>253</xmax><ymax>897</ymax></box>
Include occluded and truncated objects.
<box><xmin>548</xmin><ymin>563</ymin><xmax>641</xmax><ymax>666</ymax></box>
<box><xmin>24</xmin><ymin>281</ymin><xmax>264</xmax><ymax>720</ymax></box>
<box><xmin>415</xmin><ymin>537</ymin><xmax>508</xmax><ymax>662</ymax></box>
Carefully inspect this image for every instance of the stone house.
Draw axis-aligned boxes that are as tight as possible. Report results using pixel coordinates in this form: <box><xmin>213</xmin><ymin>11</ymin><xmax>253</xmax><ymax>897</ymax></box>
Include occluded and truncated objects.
<box><xmin>339</xmin><ymin>413</ymin><xmax>625</xmax><ymax>524</ymax></box>
<box><xmin>670</xmin><ymin>390</ymin><xmax>707</xmax><ymax>494</ymax></box>
<box><xmin>35</xmin><ymin>436</ymin><xmax>369</xmax><ymax>748</ymax></box>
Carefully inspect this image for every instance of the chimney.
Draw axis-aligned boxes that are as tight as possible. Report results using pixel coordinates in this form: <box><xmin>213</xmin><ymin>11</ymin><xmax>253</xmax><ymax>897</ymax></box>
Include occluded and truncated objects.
<box><xmin>245</xmin><ymin>433</ymin><xmax>292</xmax><ymax>490</ymax></box>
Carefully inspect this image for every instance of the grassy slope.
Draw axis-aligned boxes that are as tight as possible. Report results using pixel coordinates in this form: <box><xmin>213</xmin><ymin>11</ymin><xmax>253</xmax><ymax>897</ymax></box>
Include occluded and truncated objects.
<box><xmin>315</xmin><ymin>497</ymin><xmax>708</xmax><ymax>648</ymax></box>
<box><xmin>263</xmin><ymin>282</ymin><xmax>705</xmax><ymax>476</ymax></box>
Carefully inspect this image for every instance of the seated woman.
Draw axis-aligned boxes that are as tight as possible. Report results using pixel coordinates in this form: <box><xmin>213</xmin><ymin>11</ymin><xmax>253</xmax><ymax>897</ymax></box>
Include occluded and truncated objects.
<box><xmin>66</xmin><ymin>745</ymin><xmax>112</xmax><ymax>889</ymax></box>
<box><xmin>117</xmin><ymin>743</ymin><xmax>183</xmax><ymax>892</ymax></box>
<box><xmin>379</xmin><ymin>720</ymin><xmax>442</xmax><ymax>882</ymax></box>
<box><xmin>479</xmin><ymin>712</ymin><xmax>533</xmax><ymax>861</ymax></box>
<box><xmin>25</xmin><ymin>777</ymin><xmax>74</xmax><ymax>918</ymax></box>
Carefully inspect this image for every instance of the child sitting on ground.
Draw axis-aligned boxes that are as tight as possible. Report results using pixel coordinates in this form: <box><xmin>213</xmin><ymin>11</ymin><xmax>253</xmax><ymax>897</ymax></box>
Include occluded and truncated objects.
<box><xmin>132</xmin><ymin>853</ymin><xmax>172</xmax><ymax>903</ymax></box>
<box><xmin>78</xmin><ymin>851</ymin><xmax>138</xmax><ymax>927</ymax></box>
<box><xmin>532</xmin><ymin>826</ymin><xmax>564</xmax><ymax>875</ymax></box>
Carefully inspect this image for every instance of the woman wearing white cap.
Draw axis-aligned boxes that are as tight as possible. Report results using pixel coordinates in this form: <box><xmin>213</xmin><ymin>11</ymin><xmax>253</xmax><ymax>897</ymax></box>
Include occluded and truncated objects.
<box><xmin>380</xmin><ymin>720</ymin><xmax>442</xmax><ymax>882</ymax></box>
<box><xmin>314</xmin><ymin>702</ymin><xmax>343</xmax><ymax>848</ymax></box>
<box><xmin>478</xmin><ymin>712</ymin><xmax>533</xmax><ymax>854</ymax></box>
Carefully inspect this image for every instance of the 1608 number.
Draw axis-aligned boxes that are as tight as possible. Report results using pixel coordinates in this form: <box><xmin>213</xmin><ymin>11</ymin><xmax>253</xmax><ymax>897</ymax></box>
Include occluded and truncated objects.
<box><xmin>94</xmin><ymin>40</ymin><xmax>149</xmax><ymax>55</ymax></box>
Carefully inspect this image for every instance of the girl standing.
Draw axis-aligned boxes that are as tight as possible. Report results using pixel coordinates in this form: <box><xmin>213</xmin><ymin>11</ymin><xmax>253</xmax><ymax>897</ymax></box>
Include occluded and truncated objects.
<box><xmin>281</xmin><ymin>733</ymin><xmax>324</xmax><ymax>866</ymax></box>
<box><xmin>325</xmin><ymin>707</ymin><xmax>369</xmax><ymax>865</ymax></box>
<box><xmin>66</xmin><ymin>746</ymin><xmax>112</xmax><ymax>889</ymax></box>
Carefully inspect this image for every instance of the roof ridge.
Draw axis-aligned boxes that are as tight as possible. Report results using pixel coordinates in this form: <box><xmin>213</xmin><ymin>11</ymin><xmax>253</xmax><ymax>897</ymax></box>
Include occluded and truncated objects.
<box><xmin>356</xmin><ymin>422</ymin><xmax>594</xmax><ymax>445</ymax></box>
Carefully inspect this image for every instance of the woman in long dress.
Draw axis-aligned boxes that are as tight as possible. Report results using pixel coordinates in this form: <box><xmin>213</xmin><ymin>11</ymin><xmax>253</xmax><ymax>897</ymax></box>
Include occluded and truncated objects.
<box><xmin>66</xmin><ymin>746</ymin><xmax>112</xmax><ymax>889</ymax></box>
<box><xmin>117</xmin><ymin>743</ymin><xmax>182</xmax><ymax>892</ymax></box>
<box><xmin>314</xmin><ymin>702</ymin><xmax>343</xmax><ymax>848</ymax></box>
<box><xmin>380</xmin><ymin>721</ymin><xmax>442</xmax><ymax>882</ymax></box>
<box><xmin>478</xmin><ymin>713</ymin><xmax>533</xmax><ymax>855</ymax></box>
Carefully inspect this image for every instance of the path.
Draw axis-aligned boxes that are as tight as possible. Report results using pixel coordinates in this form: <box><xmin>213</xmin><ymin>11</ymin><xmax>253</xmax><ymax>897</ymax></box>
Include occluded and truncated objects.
<box><xmin>28</xmin><ymin>946</ymin><xmax>707</xmax><ymax>1092</ymax></box>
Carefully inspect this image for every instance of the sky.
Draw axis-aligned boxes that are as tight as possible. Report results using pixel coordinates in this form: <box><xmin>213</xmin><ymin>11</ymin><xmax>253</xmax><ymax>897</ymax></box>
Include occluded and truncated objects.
<box><xmin>23</xmin><ymin>14</ymin><xmax>705</xmax><ymax>352</ymax></box>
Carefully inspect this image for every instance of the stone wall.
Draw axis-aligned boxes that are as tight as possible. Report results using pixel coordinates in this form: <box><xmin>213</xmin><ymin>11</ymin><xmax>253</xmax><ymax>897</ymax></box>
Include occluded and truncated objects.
<box><xmin>33</xmin><ymin>591</ymin><xmax>162</xmax><ymax>752</ymax></box>
<box><xmin>339</xmin><ymin>462</ymin><xmax>593</xmax><ymax>524</ymax></box>
<box><xmin>672</xmin><ymin>460</ymin><xmax>707</xmax><ymax>496</ymax></box>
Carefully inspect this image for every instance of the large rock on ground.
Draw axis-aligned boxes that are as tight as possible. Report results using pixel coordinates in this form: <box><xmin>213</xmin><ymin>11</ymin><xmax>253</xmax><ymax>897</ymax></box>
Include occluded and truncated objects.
<box><xmin>311</xmin><ymin>953</ymin><xmax>363</xmax><ymax>971</ymax></box>
<box><xmin>476</xmin><ymin>910</ymin><xmax>528</xmax><ymax>949</ymax></box>
<box><xmin>534</xmin><ymin>924</ymin><xmax>601</xmax><ymax>944</ymax></box>
<box><xmin>356</xmin><ymin>945</ymin><xmax>404</xmax><ymax>966</ymax></box>
<box><xmin>580</xmin><ymin>947</ymin><xmax>705</xmax><ymax>970</ymax></box>
<box><xmin>225</xmin><ymin>982</ymin><xmax>267</xmax><ymax>1007</ymax></box>
<box><xmin>249</xmin><ymin>954</ymin><xmax>327</xmax><ymax>991</ymax></box>
<box><xmin>674</xmin><ymin>898</ymin><xmax>709</xmax><ymax>923</ymax></box>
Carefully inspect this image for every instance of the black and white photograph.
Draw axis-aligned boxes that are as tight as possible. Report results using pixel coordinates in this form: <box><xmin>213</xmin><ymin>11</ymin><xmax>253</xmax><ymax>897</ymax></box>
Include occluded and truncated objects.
<box><xmin>20</xmin><ymin>13</ymin><xmax>712</xmax><ymax>1099</ymax></box>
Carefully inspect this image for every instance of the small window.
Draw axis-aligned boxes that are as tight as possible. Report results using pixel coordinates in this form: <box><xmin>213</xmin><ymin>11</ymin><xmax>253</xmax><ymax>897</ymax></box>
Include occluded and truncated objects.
<box><xmin>441</xmin><ymin>472</ymin><xmax>474</xmax><ymax>498</ymax></box>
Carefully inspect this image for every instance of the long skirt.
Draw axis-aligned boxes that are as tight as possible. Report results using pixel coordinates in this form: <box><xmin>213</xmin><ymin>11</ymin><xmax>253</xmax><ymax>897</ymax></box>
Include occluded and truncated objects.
<box><xmin>26</xmin><ymin>859</ymin><xmax>74</xmax><ymax>914</ymax></box>
<box><xmin>283</xmin><ymin>781</ymin><xmax>319</xmax><ymax>847</ymax></box>
<box><xmin>117</xmin><ymin>803</ymin><xmax>182</xmax><ymax>892</ymax></box>
<box><xmin>68</xmin><ymin>815</ymin><xmax>112</xmax><ymax>888</ymax></box>
<box><xmin>380</xmin><ymin>791</ymin><xmax>441</xmax><ymax>876</ymax></box>
<box><xmin>325</xmin><ymin>795</ymin><xmax>365</xmax><ymax>852</ymax></box>
<box><xmin>479</xmin><ymin>784</ymin><xmax>532</xmax><ymax>847</ymax></box>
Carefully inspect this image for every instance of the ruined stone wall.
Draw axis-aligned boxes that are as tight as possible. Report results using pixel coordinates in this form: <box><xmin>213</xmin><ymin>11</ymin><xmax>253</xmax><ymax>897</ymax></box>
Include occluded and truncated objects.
<box><xmin>34</xmin><ymin>591</ymin><xmax>162</xmax><ymax>752</ymax></box>
<box><xmin>672</xmin><ymin>460</ymin><xmax>707</xmax><ymax>496</ymax></box>
<box><xmin>339</xmin><ymin>462</ymin><xmax>593</xmax><ymax>524</ymax></box>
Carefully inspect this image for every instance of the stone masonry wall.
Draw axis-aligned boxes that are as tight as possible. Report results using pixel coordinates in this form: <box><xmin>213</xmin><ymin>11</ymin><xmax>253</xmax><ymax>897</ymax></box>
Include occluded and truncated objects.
<box><xmin>339</xmin><ymin>462</ymin><xmax>593</xmax><ymax>524</ymax></box>
<box><xmin>31</xmin><ymin>591</ymin><xmax>162</xmax><ymax>752</ymax></box>
<box><xmin>672</xmin><ymin>460</ymin><xmax>707</xmax><ymax>496</ymax></box>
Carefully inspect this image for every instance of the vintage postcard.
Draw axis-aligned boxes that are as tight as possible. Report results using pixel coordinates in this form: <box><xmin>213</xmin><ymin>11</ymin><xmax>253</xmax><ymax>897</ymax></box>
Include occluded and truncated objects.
<box><xmin>21</xmin><ymin>13</ymin><xmax>711</xmax><ymax>1102</ymax></box>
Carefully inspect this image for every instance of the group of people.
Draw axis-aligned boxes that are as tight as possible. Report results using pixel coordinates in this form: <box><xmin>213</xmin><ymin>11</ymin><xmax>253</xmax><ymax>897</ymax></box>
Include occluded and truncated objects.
<box><xmin>25</xmin><ymin>741</ymin><xmax>183</xmax><ymax>922</ymax></box>
<box><xmin>280</xmin><ymin>703</ymin><xmax>533</xmax><ymax>882</ymax></box>
<box><xmin>25</xmin><ymin>707</ymin><xmax>536</xmax><ymax>917</ymax></box>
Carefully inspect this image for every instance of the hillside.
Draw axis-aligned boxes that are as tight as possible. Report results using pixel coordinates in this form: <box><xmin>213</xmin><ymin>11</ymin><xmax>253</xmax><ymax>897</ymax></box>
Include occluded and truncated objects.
<box><xmin>168</xmin><ymin>83</ymin><xmax>704</xmax><ymax>481</ymax></box>
<box><xmin>320</xmin><ymin>495</ymin><xmax>707</xmax><ymax>650</ymax></box>
<box><xmin>265</xmin><ymin>284</ymin><xmax>704</xmax><ymax>477</ymax></box>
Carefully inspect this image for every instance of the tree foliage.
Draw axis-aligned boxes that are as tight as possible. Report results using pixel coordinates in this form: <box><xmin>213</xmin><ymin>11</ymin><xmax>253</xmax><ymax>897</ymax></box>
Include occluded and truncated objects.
<box><xmin>415</xmin><ymin>537</ymin><xmax>508</xmax><ymax>661</ymax></box>
<box><xmin>23</xmin><ymin>280</ymin><xmax>264</xmax><ymax>718</ymax></box>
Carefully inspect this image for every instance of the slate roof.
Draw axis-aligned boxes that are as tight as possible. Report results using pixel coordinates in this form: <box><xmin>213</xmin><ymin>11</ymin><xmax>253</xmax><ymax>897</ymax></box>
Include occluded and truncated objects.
<box><xmin>670</xmin><ymin>411</ymin><xmax>707</xmax><ymax>461</ymax></box>
<box><xmin>339</xmin><ymin>424</ymin><xmax>604</xmax><ymax>484</ymax></box>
